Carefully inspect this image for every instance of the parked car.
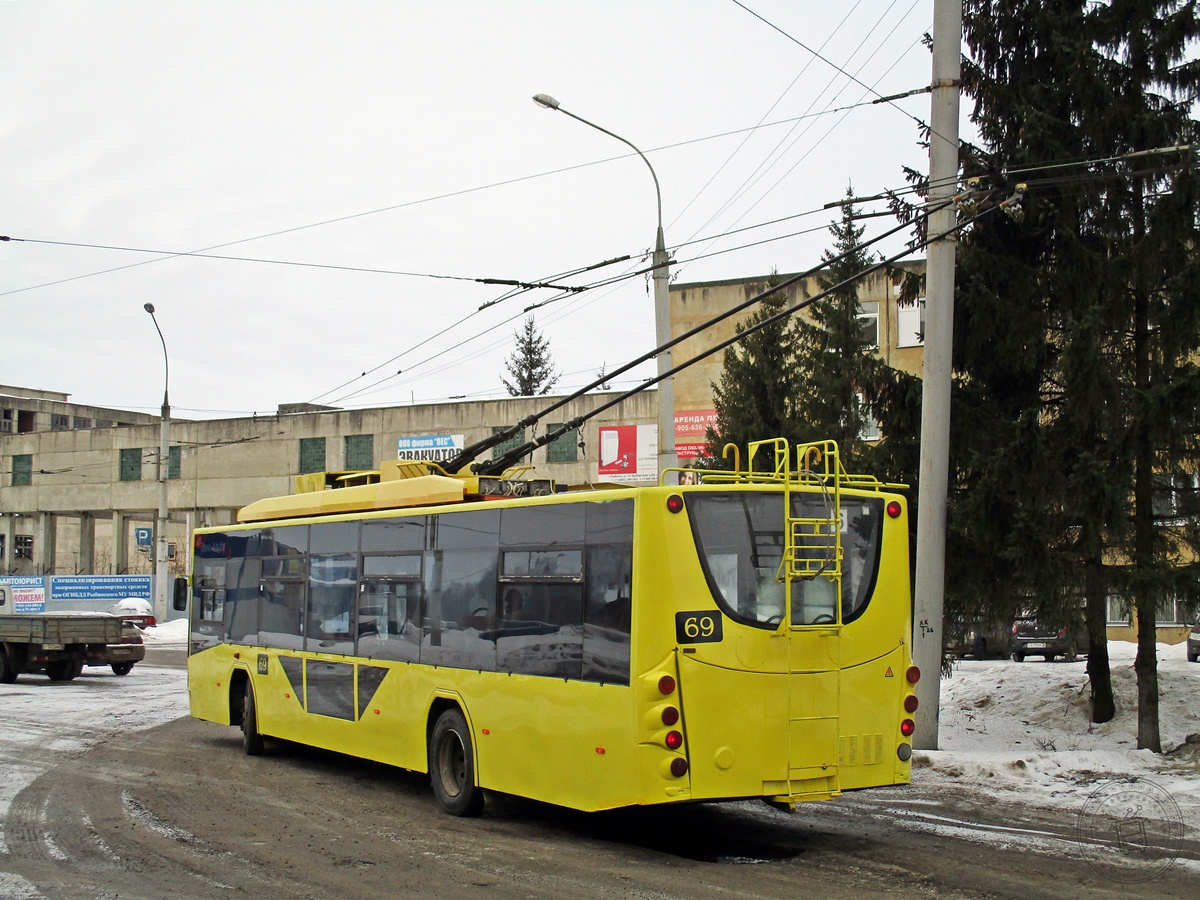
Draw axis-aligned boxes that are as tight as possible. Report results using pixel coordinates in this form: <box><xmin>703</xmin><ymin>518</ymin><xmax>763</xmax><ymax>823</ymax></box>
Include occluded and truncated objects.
<box><xmin>1187</xmin><ymin>621</ymin><xmax>1199</xmax><ymax>663</ymax></box>
<box><xmin>945</xmin><ymin>621</ymin><xmax>1011</xmax><ymax>659</ymax></box>
<box><xmin>1010</xmin><ymin>616</ymin><xmax>1089</xmax><ymax>662</ymax></box>
<box><xmin>108</xmin><ymin>597</ymin><xmax>157</xmax><ymax>629</ymax></box>
<box><xmin>86</xmin><ymin>617</ymin><xmax>145</xmax><ymax>676</ymax></box>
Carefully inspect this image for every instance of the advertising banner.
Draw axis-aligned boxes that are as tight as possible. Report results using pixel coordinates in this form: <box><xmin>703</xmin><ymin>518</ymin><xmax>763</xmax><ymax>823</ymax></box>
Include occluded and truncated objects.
<box><xmin>5</xmin><ymin>576</ymin><xmax>46</xmax><ymax>613</ymax></box>
<box><xmin>597</xmin><ymin>424</ymin><xmax>658</xmax><ymax>483</ymax></box>
<box><xmin>674</xmin><ymin>408</ymin><xmax>718</xmax><ymax>459</ymax></box>
<box><xmin>48</xmin><ymin>575</ymin><xmax>152</xmax><ymax>604</ymax></box>
<box><xmin>396</xmin><ymin>434</ymin><xmax>465</xmax><ymax>463</ymax></box>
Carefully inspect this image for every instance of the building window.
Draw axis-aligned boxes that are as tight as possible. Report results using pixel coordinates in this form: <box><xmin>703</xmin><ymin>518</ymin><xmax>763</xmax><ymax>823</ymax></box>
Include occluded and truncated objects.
<box><xmin>119</xmin><ymin>448</ymin><xmax>143</xmax><ymax>482</ymax></box>
<box><xmin>1</xmin><ymin>410</ymin><xmax>13</xmax><ymax>433</ymax></box>
<box><xmin>897</xmin><ymin>297</ymin><xmax>926</xmax><ymax>348</ymax></box>
<box><xmin>95</xmin><ymin>419</ymin><xmax>114</xmax><ymax>428</ymax></box>
<box><xmin>169</xmin><ymin>445</ymin><xmax>181</xmax><ymax>480</ymax></box>
<box><xmin>299</xmin><ymin>437</ymin><xmax>327</xmax><ymax>474</ymax></box>
<box><xmin>73</xmin><ymin>416</ymin><xmax>92</xmax><ymax>430</ymax></box>
<box><xmin>545</xmin><ymin>424</ymin><xmax>579</xmax><ymax>463</ymax></box>
<box><xmin>1106</xmin><ymin>594</ymin><xmax>1131</xmax><ymax>626</ymax></box>
<box><xmin>490</xmin><ymin>427</ymin><xmax>526</xmax><ymax>462</ymax></box>
<box><xmin>856</xmin><ymin>394</ymin><xmax>881</xmax><ymax>442</ymax></box>
<box><xmin>1152</xmin><ymin>472</ymin><xmax>1199</xmax><ymax>521</ymax></box>
<box><xmin>1157</xmin><ymin>593</ymin><xmax>1191</xmax><ymax>627</ymax></box>
<box><xmin>345</xmin><ymin>434</ymin><xmax>374</xmax><ymax>470</ymax></box>
<box><xmin>11</xmin><ymin>454</ymin><xmax>32</xmax><ymax>486</ymax></box>
<box><xmin>858</xmin><ymin>300</ymin><xmax>879</xmax><ymax>348</ymax></box>
<box><xmin>15</xmin><ymin>535</ymin><xmax>33</xmax><ymax>560</ymax></box>
<box><xmin>50</xmin><ymin>413</ymin><xmax>70</xmax><ymax>431</ymax></box>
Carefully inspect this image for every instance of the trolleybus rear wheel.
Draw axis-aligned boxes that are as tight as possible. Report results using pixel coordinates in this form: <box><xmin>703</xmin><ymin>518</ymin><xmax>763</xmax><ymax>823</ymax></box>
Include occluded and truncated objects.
<box><xmin>242</xmin><ymin>684</ymin><xmax>265</xmax><ymax>756</ymax></box>
<box><xmin>429</xmin><ymin>708</ymin><xmax>484</xmax><ymax>817</ymax></box>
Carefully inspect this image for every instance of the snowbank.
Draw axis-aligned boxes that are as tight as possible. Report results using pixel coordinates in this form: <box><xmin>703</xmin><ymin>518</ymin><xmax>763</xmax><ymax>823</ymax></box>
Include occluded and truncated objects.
<box><xmin>921</xmin><ymin>639</ymin><xmax>1200</xmax><ymax>834</ymax></box>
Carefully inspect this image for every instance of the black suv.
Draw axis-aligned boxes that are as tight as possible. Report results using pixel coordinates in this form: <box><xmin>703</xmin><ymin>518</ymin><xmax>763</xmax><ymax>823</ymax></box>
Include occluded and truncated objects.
<box><xmin>1010</xmin><ymin>617</ymin><xmax>1088</xmax><ymax>662</ymax></box>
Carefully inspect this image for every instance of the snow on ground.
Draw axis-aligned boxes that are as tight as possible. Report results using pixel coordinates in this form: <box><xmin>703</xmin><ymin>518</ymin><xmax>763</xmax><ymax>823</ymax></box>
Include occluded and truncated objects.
<box><xmin>138</xmin><ymin>617</ymin><xmax>189</xmax><ymax>646</ymax></box>
<box><xmin>920</xmin><ymin>639</ymin><xmax>1200</xmax><ymax>838</ymax></box>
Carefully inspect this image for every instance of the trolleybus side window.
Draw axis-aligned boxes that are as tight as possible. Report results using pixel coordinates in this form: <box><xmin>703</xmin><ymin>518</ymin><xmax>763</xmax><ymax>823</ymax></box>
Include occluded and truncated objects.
<box><xmin>582</xmin><ymin>499</ymin><xmax>633</xmax><ymax>684</ymax></box>
<box><xmin>358</xmin><ymin>552</ymin><xmax>422</xmax><ymax>662</ymax></box>
<box><xmin>497</xmin><ymin>503</ymin><xmax>588</xmax><ymax>676</ymax></box>
<box><xmin>423</xmin><ymin>510</ymin><xmax>500</xmax><ymax>671</ymax></box>
<box><xmin>223</xmin><ymin>531</ymin><xmax>263</xmax><ymax>643</ymax></box>
<box><xmin>258</xmin><ymin>526</ymin><xmax>308</xmax><ymax>650</ymax></box>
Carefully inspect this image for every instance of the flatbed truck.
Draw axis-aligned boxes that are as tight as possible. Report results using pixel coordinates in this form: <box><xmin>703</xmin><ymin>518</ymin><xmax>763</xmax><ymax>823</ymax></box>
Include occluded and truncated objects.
<box><xmin>0</xmin><ymin>582</ymin><xmax>144</xmax><ymax>682</ymax></box>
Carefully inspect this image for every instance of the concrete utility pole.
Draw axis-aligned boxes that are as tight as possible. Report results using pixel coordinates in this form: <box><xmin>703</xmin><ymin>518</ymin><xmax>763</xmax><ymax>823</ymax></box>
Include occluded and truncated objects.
<box><xmin>144</xmin><ymin>303</ymin><xmax>171</xmax><ymax>622</ymax></box>
<box><xmin>532</xmin><ymin>94</ymin><xmax>677</xmax><ymax>477</ymax></box>
<box><xmin>911</xmin><ymin>0</ymin><xmax>963</xmax><ymax>750</ymax></box>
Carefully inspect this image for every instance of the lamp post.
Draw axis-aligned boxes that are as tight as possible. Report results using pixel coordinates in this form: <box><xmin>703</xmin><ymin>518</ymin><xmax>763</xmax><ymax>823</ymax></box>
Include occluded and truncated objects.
<box><xmin>533</xmin><ymin>93</ymin><xmax>677</xmax><ymax>477</ymax></box>
<box><xmin>144</xmin><ymin>303</ymin><xmax>171</xmax><ymax>621</ymax></box>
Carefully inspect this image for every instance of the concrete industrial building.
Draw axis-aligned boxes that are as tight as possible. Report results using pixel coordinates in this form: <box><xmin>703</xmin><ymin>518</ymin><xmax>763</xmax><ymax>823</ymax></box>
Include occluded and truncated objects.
<box><xmin>2</xmin><ymin>263</ymin><xmax>925</xmax><ymax>579</ymax></box>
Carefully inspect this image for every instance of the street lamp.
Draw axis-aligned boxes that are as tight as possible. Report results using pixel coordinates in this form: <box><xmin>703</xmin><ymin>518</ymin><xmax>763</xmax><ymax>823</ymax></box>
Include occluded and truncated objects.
<box><xmin>532</xmin><ymin>93</ymin><xmax>677</xmax><ymax>477</ymax></box>
<box><xmin>144</xmin><ymin>302</ymin><xmax>171</xmax><ymax>621</ymax></box>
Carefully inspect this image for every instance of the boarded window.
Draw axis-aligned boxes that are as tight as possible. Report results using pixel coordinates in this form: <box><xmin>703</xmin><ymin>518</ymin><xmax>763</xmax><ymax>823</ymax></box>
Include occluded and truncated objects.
<box><xmin>345</xmin><ymin>434</ymin><xmax>374</xmax><ymax>470</ymax></box>
<box><xmin>119</xmin><ymin>448</ymin><xmax>143</xmax><ymax>482</ymax></box>
<box><xmin>168</xmin><ymin>445</ymin><xmax>181</xmax><ymax>480</ymax></box>
<box><xmin>490</xmin><ymin>427</ymin><xmax>526</xmax><ymax>463</ymax></box>
<box><xmin>299</xmin><ymin>437</ymin><xmax>326</xmax><ymax>474</ymax></box>
<box><xmin>11</xmin><ymin>454</ymin><xmax>32</xmax><ymax>486</ymax></box>
<box><xmin>545</xmin><ymin>423</ymin><xmax>578</xmax><ymax>463</ymax></box>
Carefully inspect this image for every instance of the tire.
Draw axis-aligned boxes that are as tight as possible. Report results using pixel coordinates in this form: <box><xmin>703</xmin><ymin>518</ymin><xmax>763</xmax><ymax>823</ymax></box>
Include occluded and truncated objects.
<box><xmin>242</xmin><ymin>684</ymin><xmax>265</xmax><ymax>756</ymax></box>
<box><xmin>1188</xmin><ymin>651</ymin><xmax>1197</xmax><ymax>663</ymax></box>
<box><xmin>1011</xmin><ymin>651</ymin><xmax>1025</xmax><ymax>663</ymax></box>
<box><xmin>1044</xmin><ymin>654</ymin><xmax>1056</xmax><ymax>662</ymax></box>
<box><xmin>46</xmin><ymin>660</ymin><xmax>80</xmax><ymax>681</ymax></box>
<box><xmin>111</xmin><ymin>662</ymin><xmax>134</xmax><ymax>676</ymax></box>
<box><xmin>429</xmin><ymin>708</ymin><xmax>485</xmax><ymax>817</ymax></box>
<box><xmin>0</xmin><ymin>648</ymin><xmax>17</xmax><ymax>684</ymax></box>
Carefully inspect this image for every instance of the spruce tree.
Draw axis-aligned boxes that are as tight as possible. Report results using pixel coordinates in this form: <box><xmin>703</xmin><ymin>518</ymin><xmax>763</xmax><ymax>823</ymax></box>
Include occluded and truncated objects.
<box><xmin>501</xmin><ymin>316</ymin><xmax>559</xmax><ymax>397</ymax></box>
<box><xmin>956</xmin><ymin>0</ymin><xmax>1200</xmax><ymax>744</ymax></box>
<box><xmin>792</xmin><ymin>188</ymin><xmax>882</xmax><ymax>473</ymax></box>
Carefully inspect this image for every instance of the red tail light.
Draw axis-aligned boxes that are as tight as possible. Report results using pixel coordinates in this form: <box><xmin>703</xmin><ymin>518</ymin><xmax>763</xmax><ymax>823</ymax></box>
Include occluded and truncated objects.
<box><xmin>661</xmin><ymin>706</ymin><xmax>679</xmax><ymax>726</ymax></box>
<box><xmin>665</xmin><ymin>730</ymin><xmax>683</xmax><ymax>750</ymax></box>
<box><xmin>886</xmin><ymin>500</ymin><xmax>902</xmax><ymax>518</ymax></box>
<box><xmin>904</xmin><ymin>694</ymin><xmax>918</xmax><ymax>713</ymax></box>
<box><xmin>905</xmin><ymin>665</ymin><xmax>920</xmax><ymax>684</ymax></box>
<box><xmin>666</xmin><ymin>494</ymin><xmax>684</xmax><ymax>514</ymax></box>
<box><xmin>669</xmin><ymin>757</ymin><xmax>688</xmax><ymax>777</ymax></box>
<box><xmin>900</xmin><ymin>718</ymin><xmax>915</xmax><ymax>737</ymax></box>
<box><xmin>658</xmin><ymin>675</ymin><xmax>676</xmax><ymax>695</ymax></box>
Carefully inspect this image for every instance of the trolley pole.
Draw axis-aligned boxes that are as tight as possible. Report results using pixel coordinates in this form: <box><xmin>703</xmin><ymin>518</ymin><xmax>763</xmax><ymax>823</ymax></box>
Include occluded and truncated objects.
<box><xmin>911</xmin><ymin>0</ymin><xmax>962</xmax><ymax>750</ymax></box>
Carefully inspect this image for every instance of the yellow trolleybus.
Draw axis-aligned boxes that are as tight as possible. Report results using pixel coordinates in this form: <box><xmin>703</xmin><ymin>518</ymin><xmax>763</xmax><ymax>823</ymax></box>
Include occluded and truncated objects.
<box><xmin>186</xmin><ymin>438</ymin><xmax>920</xmax><ymax>816</ymax></box>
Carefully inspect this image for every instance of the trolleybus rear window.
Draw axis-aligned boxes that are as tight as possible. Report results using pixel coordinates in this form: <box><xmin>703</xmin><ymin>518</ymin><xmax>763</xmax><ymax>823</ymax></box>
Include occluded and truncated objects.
<box><xmin>687</xmin><ymin>492</ymin><xmax>884</xmax><ymax>628</ymax></box>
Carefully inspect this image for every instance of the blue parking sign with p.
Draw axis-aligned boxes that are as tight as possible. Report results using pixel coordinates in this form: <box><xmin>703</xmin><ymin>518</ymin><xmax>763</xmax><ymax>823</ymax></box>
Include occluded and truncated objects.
<box><xmin>135</xmin><ymin>527</ymin><xmax>153</xmax><ymax>547</ymax></box>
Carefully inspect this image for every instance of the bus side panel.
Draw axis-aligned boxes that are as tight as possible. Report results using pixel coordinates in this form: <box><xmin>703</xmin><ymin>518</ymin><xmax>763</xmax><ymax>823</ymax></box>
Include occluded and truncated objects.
<box><xmin>187</xmin><ymin>645</ymin><xmax>237</xmax><ymax>725</ymax></box>
<box><xmin>673</xmin><ymin>659</ymin><xmax>789</xmax><ymax>802</ymax></box>
<box><xmin>470</xmin><ymin>675</ymin><xmax>637</xmax><ymax>812</ymax></box>
<box><xmin>837</xmin><ymin>644</ymin><xmax>912</xmax><ymax>790</ymax></box>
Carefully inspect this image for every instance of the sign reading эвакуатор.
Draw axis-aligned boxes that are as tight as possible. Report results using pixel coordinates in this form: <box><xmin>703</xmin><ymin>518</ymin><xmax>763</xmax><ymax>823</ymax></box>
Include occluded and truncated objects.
<box><xmin>396</xmin><ymin>434</ymin><xmax>465</xmax><ymax>463</ymax></box>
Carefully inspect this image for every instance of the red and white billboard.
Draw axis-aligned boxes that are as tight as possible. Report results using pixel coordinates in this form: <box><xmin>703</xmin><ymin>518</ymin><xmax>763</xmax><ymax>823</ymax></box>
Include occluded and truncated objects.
<box><xmin>598</xmin><ymin>424</ymin><xmax>658</xmax><ymax>483</ymax></box>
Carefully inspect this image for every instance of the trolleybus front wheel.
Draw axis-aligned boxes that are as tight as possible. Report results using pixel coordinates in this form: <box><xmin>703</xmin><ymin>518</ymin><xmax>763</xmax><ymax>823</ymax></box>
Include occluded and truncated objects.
<box><xmin>242</xmin><ymin>684</ymin><xmax>265</xmax><ymax>756</ymax></box>
<box><xmin>429</xmin><ymin>708</ymin><xmax>484</xmax><ymax>817</ymax></box>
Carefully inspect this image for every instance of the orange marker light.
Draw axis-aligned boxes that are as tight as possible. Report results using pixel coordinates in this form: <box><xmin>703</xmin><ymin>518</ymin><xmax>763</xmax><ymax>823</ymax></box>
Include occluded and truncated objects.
<box><xmin>595</xmin><ymin>747</ymin><xmax>606</xmax><ymax>755</ymax></box>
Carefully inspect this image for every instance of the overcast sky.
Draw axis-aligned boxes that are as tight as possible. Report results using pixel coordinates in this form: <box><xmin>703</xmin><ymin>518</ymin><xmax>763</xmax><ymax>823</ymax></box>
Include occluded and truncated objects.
<box><xmin>2</xmin><ymin>1</ymin><xmax>938</xmax><ymax>420</ymax></box>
